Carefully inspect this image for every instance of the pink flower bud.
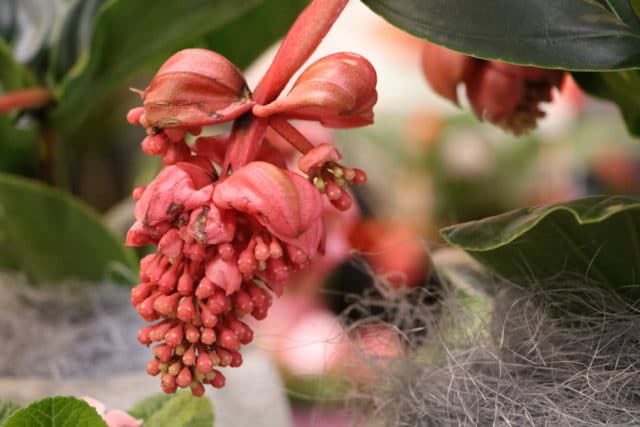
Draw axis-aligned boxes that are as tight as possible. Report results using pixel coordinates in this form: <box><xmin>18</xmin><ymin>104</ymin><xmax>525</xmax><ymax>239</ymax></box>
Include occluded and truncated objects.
<box><xmin>158</xmin><ymin>229</ymin><xmax>184</xmax><ymax>260</ymax></box>
<box><xmin>177</xmin><ymin>297</ymin><xmax>196</xmax><ymax>323</ymax></box>
<box><xmin>219</xmin><ymin>328</ymin><xmax>241</xmax><ymax>351</ymax></box>
<box><xmin>153</xmin><ymin>292</ymin><xmax>181</xmax><ymax>316</ymax></box>
<box><xmin>183</xmin><ymin>344</ymin><xmax>196</xmax><ymax>366</ymax></box>
<box><xmin>185</xmin><ymin>324</ymin><xmax>200</xmax><ymax>343</ymax></box>
<box><xmin>176</xmin><ymin>366</ymin><xmax>193</xmax><ymax>388</ymax></box>
<box><xmin>298</xmin><ymin>143</ymin><xmax>341</xmax><ymax>176</ymax></box>
<box><xmin>253</xmin><ymin>52</ymin><xmax>377</xmax><ymax>128</ymax></box>
<box><xmin>153</xmin><ymin>344</ymin><xmax>172</xmax><ymax>363</ymax></box>
<box><xmin>200</xmin><ymin>327</ymin><xmax>216</xmax><ymax>345</ymax></box>
<box><xmin>137</xmin><ymin>325</ymin><xmax>153</xmax><ymax>345</ymax></box>
<box><xmin>177</xmin><ymin>268</ymin><xmax>194</xmax><ymax>296</ymax></box>
<box><xmin>210</xmin><ymin>370</ymin><xmax>226</xmax><ymax>388</ymax></box>
<box><xmin>141</xmin><ymin>49</ymin><xmax>254</xmax><ymax>128</ymax></box>
<box><xmin>190</xmin><ymin>382</ymin><xmax>205</xmax><ymax>397</ymax></box>
<box><xmin>196</xmin><ymin>350</ymin><xmax>213</xmax><ymax>374</ymax></box>
<box><xmin>131</xmin><ymin>282</ymin><xmax>154</xmax><ymax>306</ymax></box>
<box><xmin>149</xmin><ymin>321</ymin><xmax>173</xmax><ymax>342</ymax></box>
<box><xmin>195</xmin><ymin>277</ymin><xmax>215</xmax><ymax>299</ymax></box>
<box><xmin>165</xmin><ymin>324</ymin><xmax>185</xmax><ymax>347</ymax></box>
<box><xmin>421</xmin><ymin>41</ymin><xmax>477</xmax><ymax>105</ymax></box>
<box><xmin>147</xmin><ymin>359</ymin><xmax>161</xmax><ymax>376</ymax></box>
<box><xmin>229</xmin><ymin>351</ymin><xmax>243</xmax><ymax>368</ymax></box>
<box><xmin>233</xmin><ymin>289</ymin><xmax>254</xmax><ymax>314</ymax></box>
<box><xmin>161</xmin><ymin>373</ymin><xmax>177</xmax><ymax>394</ymax></box>
<box><xmin>205</xmin><ymin>255</ymin><xmax>242</xmax><ymax>295</ymax></box>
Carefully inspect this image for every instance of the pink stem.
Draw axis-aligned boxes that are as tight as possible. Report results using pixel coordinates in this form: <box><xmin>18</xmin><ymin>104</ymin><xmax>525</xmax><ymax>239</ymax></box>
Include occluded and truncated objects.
<box><xmin>269</xmin><ymin>116</ymin><xmax>314</xmax><ymax>154</ymax></box>
<box><xmin>223</xmin><ymin>117</ymin><xmax>269</xmax><ymax>173</ymax></box>
<box><xmin>252</xmin><ymin>0</ymin><xmax>349</xmax><ymax>105</ymax></box>
<box><xmin>0</xmin><ymin>88</ymin><xmax>53</xmax><ymax>114</ymax></box>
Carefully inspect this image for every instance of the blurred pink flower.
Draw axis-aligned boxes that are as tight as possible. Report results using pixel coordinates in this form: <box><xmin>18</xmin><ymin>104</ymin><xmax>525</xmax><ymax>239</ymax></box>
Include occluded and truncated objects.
<box><xmin>83</xmin><ymin>397</ymin><xmax>143</xmax><ymax>427</ymax></box>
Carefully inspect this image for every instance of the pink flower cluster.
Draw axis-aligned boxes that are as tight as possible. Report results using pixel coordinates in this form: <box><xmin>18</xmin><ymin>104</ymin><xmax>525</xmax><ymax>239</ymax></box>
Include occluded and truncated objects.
<box><xmin>421</xmin><ymin>42</ymin><xmax>564</xmax><ymax>134</ymax></box>
<box><xmin>125</xmin><ymin>0</ymin><xmax>376</xmax><ymax>397</ymax></box>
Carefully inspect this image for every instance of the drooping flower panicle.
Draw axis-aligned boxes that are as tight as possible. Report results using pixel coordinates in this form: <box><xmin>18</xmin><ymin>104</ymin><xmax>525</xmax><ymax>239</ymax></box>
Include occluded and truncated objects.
<box><xmin>126</xmin><ymin>0</ymin><xmax>377</xmax><ymax>397</ymax></box>
<box><xmin>421</xmin><ymin>42</ymin><xmax>564</xmax><ymax>134</ymax></box>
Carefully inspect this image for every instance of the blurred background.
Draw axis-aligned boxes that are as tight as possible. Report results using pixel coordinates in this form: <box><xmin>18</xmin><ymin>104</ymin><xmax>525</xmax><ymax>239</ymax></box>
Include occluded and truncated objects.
<box><xmin>1</xmin><ymin>1</ymin><xmax>639</xmax><ymax>426</ymax></box>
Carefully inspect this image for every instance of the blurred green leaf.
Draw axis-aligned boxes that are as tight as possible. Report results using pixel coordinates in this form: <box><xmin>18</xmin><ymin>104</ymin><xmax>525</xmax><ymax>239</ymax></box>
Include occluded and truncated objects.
<box><xmin>573</xmin><ymin>70</ymin><xmax>640</xmax><ymax>136</ymax></box>
<box><xmin>53</xmin><ymin>0</ymin><xmax>307</xmax><ymax>137</ymax></box>
<box><xmin>600</xmin><ymin>0</ymin><xmax>640</xmax><ymax>31</ymax></box>
<box><xmin>0</xmin><ymin>400</ymin><xmax>20</xmax><ymax>425</ymax></box>
<box><xmin>363</xmin><ymin>0</ymin><xmax>640</xmax><ymax>70</ymax></box>
<box><xmin>0</xmin><ymin>39</ymin><xmax>35</xmax><ymax>92</ymax></box>
<box><xmin>2</xmin><ymin>396</ymin><xmax>106</xmax><ymax>427</ymax></box>
<box><xmin>50</xmin><ymin>0</ymin><xmax>109</xmax><ymax>81</ymax></box>
<box><xmin>127</xmin><ymin>393</ymin><xmax>171</xmax><ymax>421</ymax></box>
<box><xmin>0</xmin><ymin>0</ymin><xmax>18</xmax><ymax>46</ymax></box>
<box><xmin>7</xmin><ymin>0</ymin><xmax>58</xmax><ymax>71</ymax></box>
<box><xmin>0</xmin><ymin>173</ymin><xmax>137</xmax><ymax>284</ymax></box>
<box><xmin>441</xmin><ymin>196</ymin><xmax>640</xmax><ymax>298</ymax></box>
<box><xmin>129</xmin><ymin>392</ymin><xmax>214</xmax><ymax>427</ymax></box>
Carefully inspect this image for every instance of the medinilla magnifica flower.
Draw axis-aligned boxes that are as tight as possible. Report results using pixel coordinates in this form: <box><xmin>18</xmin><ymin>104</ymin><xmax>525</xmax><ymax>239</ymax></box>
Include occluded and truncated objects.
<box><xmin>421</xmin><ymin>41</ymin><xmax>564</xmax><ymax>134</ymax></box>
<box><xmin>126</xmin><ymin>0</ymin><xmax>377</xmax><ymax>396</ymax></box>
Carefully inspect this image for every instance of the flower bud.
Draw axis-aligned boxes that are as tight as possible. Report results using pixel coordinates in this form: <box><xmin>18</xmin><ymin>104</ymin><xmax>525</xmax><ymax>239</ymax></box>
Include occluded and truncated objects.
<box><xmin>253</xmin><ymin>52</ymin><xmax>377</xmax><ymax>128</ymax></box>
<box><xmin>421</xmin><ymin>41</ymin><xmax>477</xmax><ymax>105</ymax></box>
<box><xmin>140</xmin><ymin>48</ymin><xmax>254</xmax><ymax>128</ymax></box>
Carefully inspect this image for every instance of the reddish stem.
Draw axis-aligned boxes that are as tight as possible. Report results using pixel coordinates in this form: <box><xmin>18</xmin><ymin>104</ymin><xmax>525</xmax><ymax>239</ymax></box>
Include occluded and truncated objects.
<box><xmin>223</xmin><ymin>117</ymin><xmax>269</xmax><ymax>173</ymax></box>
<box><xmin>0</xmin><ymin>88</ymin><xmax>53</xmax><ymax>114</ymax></box>
<box><xmin>269</xmin><ymin>116</ymin><xmax>314</xmax><ymax>154</ymax></box>
<box><xmin>252</xmin><ymin>0</ymin><xmax>349</xmax><ymax>105</ymax></box>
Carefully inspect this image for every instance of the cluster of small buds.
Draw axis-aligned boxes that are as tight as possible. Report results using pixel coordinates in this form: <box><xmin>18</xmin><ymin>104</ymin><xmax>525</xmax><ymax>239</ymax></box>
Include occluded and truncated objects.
<box><xmin>421</xmin><ymin>42</ymin><xmax>565</xmax><ymax>134</ymax></box>
<box><xmin>126</xmin><ymin>0</ymin><xmax>376</xmax><ymax>396</ymax></box>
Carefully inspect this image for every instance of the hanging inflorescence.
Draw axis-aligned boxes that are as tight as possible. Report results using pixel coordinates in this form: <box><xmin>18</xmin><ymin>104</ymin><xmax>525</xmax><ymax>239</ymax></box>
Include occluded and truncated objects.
<box><xmin>125</xmin><ymin>0</ymin><xmax>377</xmax><ymax>396</ymax></box>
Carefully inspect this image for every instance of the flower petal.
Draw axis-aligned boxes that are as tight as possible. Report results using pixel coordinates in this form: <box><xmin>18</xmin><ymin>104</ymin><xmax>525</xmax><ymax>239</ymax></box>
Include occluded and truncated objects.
<box><xmin>213</xmin><ymin>162</ymin><xmax>323</xmax><ymax>254</ymax></box>
<box><xmin>253</xmin><ymin>52</ymin><xmax>377</xmax><ymax>128</ymax></box>
<box><xmin>141</xmin><ymin>48</ymin><xmax>254</xmax><ymax>128</ymax></box>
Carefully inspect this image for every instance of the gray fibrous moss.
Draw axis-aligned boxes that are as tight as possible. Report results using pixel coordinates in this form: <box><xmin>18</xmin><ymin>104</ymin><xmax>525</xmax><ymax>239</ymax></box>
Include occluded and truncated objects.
<box><xmin>357</xmin><ymin>278</ymin><xmax>640</xmax><ymax>427</ymax></box>
<box><xmin>0</xmin><ymin>274</ymin><xmax>149</xmax><ymax>379</ymax></box>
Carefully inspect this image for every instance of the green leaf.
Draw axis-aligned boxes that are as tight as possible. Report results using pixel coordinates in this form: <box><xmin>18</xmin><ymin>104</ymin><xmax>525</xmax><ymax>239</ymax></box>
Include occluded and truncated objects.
<box><xmin>362</xmin><ymin>0</ymin><xmax>640</xmax><ymax>70</ymax></box>
<box><xmin>600</xmin><ymin>0</ymin><xmax>640</xmax><ymax>31</ymax></box>
<box><xmin>573</xmin><ymin>70</ymin><xmax>640</xmax><ymax>136</ymax></box>
<box><xmin>2</xmin><ymin>396</ymin><xmax>107</xmax><ymax>427</ymax></box>
<box><xmin>50</xmin><ymin>0</ymin><xmax>109</xmax><ymax>81</ymax></box>
<box><xmin>127</xmin><ymin>393</ymin><xmax>171</xmax><ymax>421</ymax></box>
<box><xmin>52</xmin><ymin>0</ymin><xmax>307</xmax><ymax>137</ymax></box>
<box><xmin>440</xmin><ymin>196</ymin><xmax>640</xmax><ymax>297</ymax></box>
<box><xmin>0</xmin><ymin>400</ymin><xmax>21</xmax><ymax>425</ymax></box>
<box><xmin>0</xmin><ymin>38</ymin><xmax>35</xmax><ymax>93</ymax></box>
<box><xmin>129</xmin><ymin>392</ymin><xmax>214</xmax><ymax>427</ymax></box>
<box><xmin>0</xmin><ymin>173</ymin><xmax>137</xmax><ymax>284</ymax></box>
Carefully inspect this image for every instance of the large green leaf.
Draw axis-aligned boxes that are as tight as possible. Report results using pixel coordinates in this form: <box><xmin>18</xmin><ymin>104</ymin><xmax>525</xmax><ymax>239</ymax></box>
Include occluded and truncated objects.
<box><xmin>0</xmin><ymin>173</ymin><xmax>137</xmax><ymax>284</ymax></box>
<box><xmin>0</xmin><ymin>400</ymin><xmax>20</xmax><ymax>425</ymax></box>
<box><xmin>129</xmin><ymin>392</ymin><xmax>214</xmax><ymax>427</ymax></box>
<box><xmin>441</xmin><ymin>196</ymin><xmax>640</xmax><ymax>297</ymax></box>
<box><xmin>573</xmin><ymin>70</ymin><xmax>640</xmax><ymax>136</ymax></box>
<box><xmin>362</xmin><ymin>0</ymin><xmax>640</xmax><ymax>70</ymax></box>
<box><xmin>52</xmin><ymin>0</ymin><xmax>307</xmax><ymax>136</ymax></box>
<box><xmin>2</xmin><ymin>396</ymin><xmax>106</xmax><ymax>427</ymax></box>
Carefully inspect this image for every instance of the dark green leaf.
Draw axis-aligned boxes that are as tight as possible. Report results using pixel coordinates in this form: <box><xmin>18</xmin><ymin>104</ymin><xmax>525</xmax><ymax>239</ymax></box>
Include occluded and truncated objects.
<box><xmin>573</xmin><ymin>70</ymin><xmax>640</xmax><ymax>135</ymax></box>
<box><xmin>0</xmin><ymin>39</ymin><xmax>35</xmax><ymax>93</ymax></box>
<box><xmin>0</xmin><ymin>173</ymin><xmax>137</xmax><ymax>284</ymax></box>
<box><xmin>53</xmin><ymin>0</ymin><xmax>306</xmax><ymax>137</ymax></box>
<box><xmin>50</xmin><ymin>0</ymin><xmax>109</xmax><ymax>81</ymax></box>
<box><xmin>0</xmin><ymin>400</ymin><xmax>21</xmax><ymax>425</ymax></box>
<box><xmin>441</xmin><ymin>196</ymin><xmax>640</xmax><ymax>297</ymax></box>
<box><xmin>2</xmin><ymin>396</ymin><xmax>106</xmax><ymax>427</ymax></box>
<box><xmin>0</xmin><ymin>0</ymin><xmax>18</xmax><ymax>43</ymax></box>
<box><xmin>130</xmin><ymin>392</ymin><xmax>214</xmax><ymax>427</ymax></box>
<box><xmin>202</xmin><ymin>0</ymin><xmax>307</xmax><ymax>70</ymax></box>
<box><xmin>600</xmin><ymin>0</ymin><xmax>640</xmax><ymax>31</ymax></box>
<box><xmin>363</xmin><ymin>0</ymin><xmax>640</xmax><ymax>70</ymax></box>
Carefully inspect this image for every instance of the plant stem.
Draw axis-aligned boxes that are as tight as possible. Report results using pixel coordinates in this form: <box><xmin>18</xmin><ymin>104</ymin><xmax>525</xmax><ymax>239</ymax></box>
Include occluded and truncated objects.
<box><xmin>252</xmin><ymin>0</ymin><xmax>348</xmax><ymax>105</ymax></box>
<box><xmin>269</xmin><ymin>116</ymin><xmax>314</xmax><ymax>154</ymax></box>
<box><xmin>0</xmin><ymin>88</ymin><xmax>52</xmax><ymax>114</ymax></box>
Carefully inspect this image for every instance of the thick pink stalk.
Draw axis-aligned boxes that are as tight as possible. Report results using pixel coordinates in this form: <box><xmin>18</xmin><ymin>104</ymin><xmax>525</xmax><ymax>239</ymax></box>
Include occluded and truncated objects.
<box><xmin>0</xmin><ymin>88</ymin><xmax>52</xmax><ymax>114</ymax></box>
<box><xmin>252</xmin><ymin>0</ymin><xmax>349</xmax><ymax>105</ymax></box>
<box><xmin>269</xmin><ymin>116</ymin><xmax>315</xmax><ymax>154</ymax></box>
<box><xmin>223</xmin><ymin>117</ymin><xmax>269</xmax><ymax>173</ymax></box>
